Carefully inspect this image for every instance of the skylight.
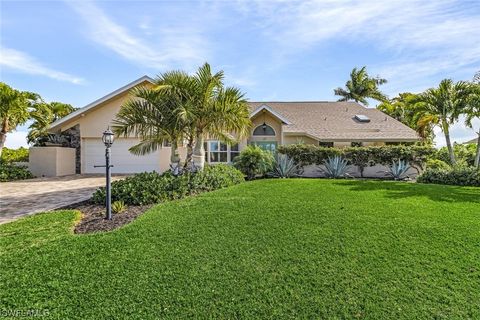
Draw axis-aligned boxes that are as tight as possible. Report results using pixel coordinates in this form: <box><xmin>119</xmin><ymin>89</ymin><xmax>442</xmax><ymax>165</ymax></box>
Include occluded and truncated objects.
<box><xmin>355</xmin><ymin>114</ymin><xmax>370</xmax><ymax>122</ymax></box>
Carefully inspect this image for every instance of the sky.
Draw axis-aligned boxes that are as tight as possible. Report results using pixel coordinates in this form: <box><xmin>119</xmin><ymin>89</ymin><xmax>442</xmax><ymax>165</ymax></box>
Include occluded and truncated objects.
<box><xmin>1</xmin><ymin>0</ymin><xmax>479</xmax><ymax>148</ymax></box>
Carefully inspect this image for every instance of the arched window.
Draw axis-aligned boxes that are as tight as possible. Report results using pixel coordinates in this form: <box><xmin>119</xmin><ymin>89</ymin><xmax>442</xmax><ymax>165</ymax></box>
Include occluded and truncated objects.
<box><xmin>253</xmin><ymin>124</ymin><xmax>275</xmax><ymax>136</ymax></box>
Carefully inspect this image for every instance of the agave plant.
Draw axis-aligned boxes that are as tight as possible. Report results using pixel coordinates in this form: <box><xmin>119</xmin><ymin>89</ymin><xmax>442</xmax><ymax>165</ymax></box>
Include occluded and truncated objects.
<box><xmin>269</xmin><ymin>154</ymin><xmax>301</xmax><ymax>178</ymax></box>
<box><xmin>320</xmin><ymin>156</ymin><xmax>350</xmax><ymax>178</ymax></box>
<box><xmin>383</xmin><ymin>159</ymin><xmax>411</xmax><ymax>180</ymax></box>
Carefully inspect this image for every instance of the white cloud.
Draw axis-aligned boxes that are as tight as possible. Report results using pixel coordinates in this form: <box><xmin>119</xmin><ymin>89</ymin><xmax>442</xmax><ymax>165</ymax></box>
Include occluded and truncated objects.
<box><xmin>239</xmin><ymin>0</ymin><xmax>480</xmax><ymax>84</ymax></box>
<box><xmin>4</xmin><ymin>130</ymin><xmax>29</xmax><ymax>149</ymax></box>
<box><xmin>0</xmin><ymin>47</ymin><xmax>85</xmax><ymax>84</ymax></box>
<box><xmin>68</xmin><ymin>1</ymin><xmax>209</xmax><ymax>70</ymax></box>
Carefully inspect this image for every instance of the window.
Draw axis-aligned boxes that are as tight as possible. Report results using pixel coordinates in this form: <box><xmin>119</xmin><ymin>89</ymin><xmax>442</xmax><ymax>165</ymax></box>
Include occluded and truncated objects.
<box><xmin>252</xmin><ymin>141</ymin><xmax>277</xmax><ymax>152</ymax></box>
<box><xmin>319</xmin><ymin>141</ymin><xmax>334</xmax><ymax>148</ymax></box>
<box><xmin>253</xmin><ymin>124</ymin><xmax>275</xmax><ymax>136</ymax></box>
<box><xmin>230</xmin><ymin>144</ymin><xmax>240</xmax><ymax>162</ymax></box>
<box><xmin>162</xmin><ymin>140</ymin><xmax>172</xmax><ymax>147</ymax></box>
<box><xmin>351</xmin><ymin>142</ymin><xmax>363</xmax><ymax>147</ymax></box>
<box><xmin>204</xmin><ymin>141</ymin><xmax>239</xmax><ymax>163</ymax></box>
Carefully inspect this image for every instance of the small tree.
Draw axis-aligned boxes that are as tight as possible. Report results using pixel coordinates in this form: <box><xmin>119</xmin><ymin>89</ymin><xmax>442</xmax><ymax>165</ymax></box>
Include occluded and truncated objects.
<box><xmin>464</xmin><ymin>82</ymin><xmax>480</xmax><ymax>168</ymax></box>
<box><xmin>28</xmin><ymin>102</ymin><xmax>75</xmax><ymax>145</ymax></box>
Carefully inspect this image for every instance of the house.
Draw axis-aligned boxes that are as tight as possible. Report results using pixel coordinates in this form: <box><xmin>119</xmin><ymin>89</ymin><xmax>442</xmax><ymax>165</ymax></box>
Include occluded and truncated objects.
<box><xmin>40</xmin><ymin>76</ymin><xmax>419</xmax><ymax>175</ymax></box>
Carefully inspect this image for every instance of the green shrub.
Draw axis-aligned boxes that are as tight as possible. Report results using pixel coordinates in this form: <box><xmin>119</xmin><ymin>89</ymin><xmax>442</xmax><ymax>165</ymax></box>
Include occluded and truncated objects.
<box><xmin>1</xmin><ymin>147</ymin><xmax>29</xmax><ymax>163</ymax></box>
<box><xmin>191</xmin><ymin>164</ymin><xmax>245</xmax><ymax>191</ymax></box>
<box><xmin>0</xmin><ymin>163</ymin><xmax>34</xmax><ymax>182</ymax></box>
<box><xmin>112</xmin><ymin>201</ymin><xmax>126</xmax><ymax>214</ymax></box>
<box><xmin>233</xmin><ymin>145</ymin><xmax>274</xmax><ymax>180</ymax></box>
<box><xmin>92</xmin><ymin>165</ymin><xmax>245</xmax><ymax>205</ymax></box>
<box><xmin>417</xmin><ymin>166</ymin><xmax>480</xmax><ymax>187</ymax></box>
<box><xmin>426</xmin><ymin>159</ymin><xmax>451</xmax><ymax>171</ymax></box>
<box><xmin>434</xmin><ymin>144</ymin><xmax>476</xmax><ymax>166</ymax></box>
<box><xmin>278</xmin><ymin>144</ymin><xmax>435</xmax><ymax>172</ymax></box>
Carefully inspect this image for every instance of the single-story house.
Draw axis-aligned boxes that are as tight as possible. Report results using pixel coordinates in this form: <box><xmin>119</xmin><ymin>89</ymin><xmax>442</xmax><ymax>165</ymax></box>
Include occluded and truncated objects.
<box><xmin>34</xmin><ymin>76</ymin><xmax>419</xmax><ymax>176</ymax></box>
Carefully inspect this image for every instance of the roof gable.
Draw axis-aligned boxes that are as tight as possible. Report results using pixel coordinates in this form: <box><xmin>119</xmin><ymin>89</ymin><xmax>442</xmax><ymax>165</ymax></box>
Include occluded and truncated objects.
<box><xmin>250</xmin><ymin>104</ymin><xmax>291</xmax><ymax>125</ymax></box>
<box><xmin>50</xmin><ymin>75</ymin><xmax>154</xmax><ymax>131</ymax></box>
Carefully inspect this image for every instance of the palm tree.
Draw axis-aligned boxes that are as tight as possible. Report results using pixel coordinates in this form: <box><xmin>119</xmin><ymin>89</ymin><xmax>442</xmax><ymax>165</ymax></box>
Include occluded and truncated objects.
<box><xmin>188</xmin><ymin>63</ymin><xmax>251</xmax><ymax>169</ymax></box>
<box><xmin>113</xmin><ymin>71</ymin><xmax>192</xmax><ymax>166</ymax></box>
<box><xmin>474</xmin><ymin>71</ymin><xmax>480</xmax><ymax>84</ymax></box>
<box><xmin>464</xmin><ymin>83</ymin><xmax>480</xmax><ymax>167</ymax></box>
<box><xmin>0</xmin><ymin>82</ymin><xmax>39</xmax><ymax>155</ymax></box>
<box><xmin>417</xmin><ymin>79</ymin><xmax>472</xmax><ymax>164</ymax></box>
<box><xmin>377</xmin><ymin>92</ymin><xmax>434</xmax><ymax>141</ymax></box>
<box><xmin>334</xmin><ymin>66</ymin><xmax>388</xmax><ymax>106</ymax></box>
<box><xmin>28</xmin><ymin>102</ymin><xmax>75</xmax><ymax>144</ymax></box>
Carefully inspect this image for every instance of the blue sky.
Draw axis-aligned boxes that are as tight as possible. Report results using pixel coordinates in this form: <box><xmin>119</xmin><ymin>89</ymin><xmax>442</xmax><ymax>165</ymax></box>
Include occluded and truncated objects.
<box><xmin>1</xmin><ymin>0</ymin><xmax>479</xmax><ymax>148</ymax></box>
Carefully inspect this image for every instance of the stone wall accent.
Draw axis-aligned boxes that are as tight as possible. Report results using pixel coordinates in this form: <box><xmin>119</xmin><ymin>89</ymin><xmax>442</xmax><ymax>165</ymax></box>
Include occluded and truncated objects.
<box><xmin>63</xmin><ymin>125</ymin><xmax>81</xmax><ymax>174</ymax></box>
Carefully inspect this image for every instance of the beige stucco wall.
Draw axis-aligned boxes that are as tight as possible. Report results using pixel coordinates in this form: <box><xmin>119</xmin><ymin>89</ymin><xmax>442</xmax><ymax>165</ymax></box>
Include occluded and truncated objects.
<box><xmin>29</xmin><ymin>147</ymin><xmax>76</xmax><ymax>177</ymax></box>
<box><xmin>59</xmin><ymin>81</ymin><xmax>153</xmax><ymax>137</ymax></box>
<box><xmin>249</xmin><ymin>112</ymin><xmax>282</xmax><ymax>144</ymax></box>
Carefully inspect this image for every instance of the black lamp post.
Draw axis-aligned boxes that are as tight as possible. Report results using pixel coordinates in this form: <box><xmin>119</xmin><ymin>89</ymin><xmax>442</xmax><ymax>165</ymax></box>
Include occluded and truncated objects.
<box><xmin>95</xmin><ymin>128</ymin><xmax>114</xmax><ymax>220</ymax></box>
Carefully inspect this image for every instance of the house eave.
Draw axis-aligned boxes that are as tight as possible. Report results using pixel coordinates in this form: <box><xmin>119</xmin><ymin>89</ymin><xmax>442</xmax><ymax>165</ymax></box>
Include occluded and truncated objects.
<box><xmin>49</xmin><ymin>75</ymin><xmax>155</xmax><ymax>132</ymax></box>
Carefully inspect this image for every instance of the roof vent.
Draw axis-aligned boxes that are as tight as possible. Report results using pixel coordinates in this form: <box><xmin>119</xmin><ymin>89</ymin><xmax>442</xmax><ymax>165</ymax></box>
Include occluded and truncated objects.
<box><xmin>355</xmin><ymin>114</ymin><xmax>370</xmax><ymax>122</ymax></box>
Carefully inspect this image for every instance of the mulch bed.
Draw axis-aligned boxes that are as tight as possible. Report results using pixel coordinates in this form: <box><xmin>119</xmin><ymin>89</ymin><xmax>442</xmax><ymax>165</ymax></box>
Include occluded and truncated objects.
<box><xmin>61</xmin><ymin>201</ymin><xmax>152</xmax><ymax>234</ymax></box>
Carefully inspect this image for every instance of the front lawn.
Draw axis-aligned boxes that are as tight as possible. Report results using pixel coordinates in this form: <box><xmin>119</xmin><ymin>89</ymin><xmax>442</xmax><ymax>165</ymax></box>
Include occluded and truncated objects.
<box><xmin>1</xmin><ymin>179</ymin><xmax>479</xmax><ymax>319</ymax></box>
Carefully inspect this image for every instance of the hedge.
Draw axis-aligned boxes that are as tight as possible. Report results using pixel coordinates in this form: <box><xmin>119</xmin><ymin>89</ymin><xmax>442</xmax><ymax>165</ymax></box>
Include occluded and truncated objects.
<box><xmin>417</xmin><ymin>167</ymin><xmax>480</xmax><ymax>187</ymax></box>
<box><xmin>277</xmin><ymin>144</ymin><xmax>436</xmax><ymax>176</ymax></box>
<box><xmin>92</xmin><ymin>164</ymin><xmax>245</xmax><ymax>205</ymax></box>
<box><xmin>0</xmin><ymin>147</ymin><xmax>29</xmax><ymax>163</ymax></box>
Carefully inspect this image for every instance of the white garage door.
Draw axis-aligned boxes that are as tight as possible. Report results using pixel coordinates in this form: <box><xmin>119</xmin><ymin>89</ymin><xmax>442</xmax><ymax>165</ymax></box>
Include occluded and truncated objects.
<box><xmin>83</xmin><ymin>138</ymin><xmax>161</xmax><ymax>174</ymax></box>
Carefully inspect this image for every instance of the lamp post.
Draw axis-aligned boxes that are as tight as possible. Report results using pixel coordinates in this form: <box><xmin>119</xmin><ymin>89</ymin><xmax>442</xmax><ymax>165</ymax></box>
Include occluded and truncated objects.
<box><xmin>95</xmin><ymin>128</ymin><xmax>114</xmax><ymax>220</ymax></box>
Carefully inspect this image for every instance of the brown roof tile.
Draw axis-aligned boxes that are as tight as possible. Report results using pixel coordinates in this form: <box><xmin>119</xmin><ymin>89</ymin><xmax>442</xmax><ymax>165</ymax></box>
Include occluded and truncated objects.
<box><xmin>248</xmin><ymin>101</ymin><xmax>420</xmax><ymax>141</ymax></box>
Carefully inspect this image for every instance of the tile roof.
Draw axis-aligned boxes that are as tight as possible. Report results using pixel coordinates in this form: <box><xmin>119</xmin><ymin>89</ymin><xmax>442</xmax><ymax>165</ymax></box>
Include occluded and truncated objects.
<box><xmin>248</xmin><ymin>101</ymin><xmax>420</xmax><ymax>141</ymax></box>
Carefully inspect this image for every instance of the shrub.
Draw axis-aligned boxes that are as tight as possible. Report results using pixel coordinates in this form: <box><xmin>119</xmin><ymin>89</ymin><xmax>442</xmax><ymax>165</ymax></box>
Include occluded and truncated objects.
<box><xmin>233</xmin><ymin>145</ymin><xmax>274</xmax><ymax>180</ymax></box>
<box><xmin>434</xmin><ymin>144</ymin><xmax>476</xmax><ymax>166</ymax></box>
<box><xmin>278</xmin><ymin>144</ymin><xmax>435</xmax><ymax>173</ymax></box>
<box><xmin>92</xmin><ymin>165</ymin><xmax>245</xmax><ymax>205</ymax></box>
<box><xmin>112</xmin><ymin>201</ymin><xmax>126</xmax><ymax>214</ymax></box>
<box><xmin>1</xmin><ymin>147</ymin><xmax>29</xmax><ymax>163</ymax></box>
<box><xmin>0</xmin><ymin>164</ymin><xmax>34</xmax><ymax>182</ymax></box>
<box><xmin>320</xmin><ymin>156</ymin><xmax>350</xmax><ymax>178</ymax></box>
<box><xmin>426</xmin><ymin>159</ymin><xmax>451</xmax><ymax>171</ymax></box>
<box><xmin>269</xmin><ymin>154</ymin><xmax>301</xmax><ymax>178</ymax></box>
<box><xmin>381</xmin><ymin>160</ymin><xmax>411</xmax><ymax>180</ymax></box>
<box><xmin>191</xmin><ymin>164</ymin><xmax>245</xmax><ymax>191</ymax></box>
<box><xmin>417</xmin><ymin>166</ymin><xmax>480</xmax><ymax>187</ymax></box>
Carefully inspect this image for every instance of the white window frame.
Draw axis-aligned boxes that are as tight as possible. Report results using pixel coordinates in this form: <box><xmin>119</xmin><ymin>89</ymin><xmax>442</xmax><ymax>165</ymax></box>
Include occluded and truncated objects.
<box><xmin>204</xmin><ymin>140</ymin><xmax>240</xmax><ymax>164</ymax></box>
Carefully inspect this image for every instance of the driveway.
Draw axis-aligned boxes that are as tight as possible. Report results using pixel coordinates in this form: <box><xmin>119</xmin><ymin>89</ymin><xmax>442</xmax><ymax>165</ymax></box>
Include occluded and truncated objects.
<box><xmin>0</xmin><ymin>175</ymin><xmax>125</xmax><ymax>225</ymax></box>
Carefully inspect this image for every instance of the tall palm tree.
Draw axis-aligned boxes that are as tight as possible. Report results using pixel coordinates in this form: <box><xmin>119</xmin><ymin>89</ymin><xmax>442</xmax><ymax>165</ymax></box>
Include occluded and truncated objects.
<box><xmin>0</xmin><ymin>82</ymin><xmax>39</xmax><ymax>155</ymax></box>
<box><xmin>417</xmin><ymin>79</ymin><xmax>472</xmax><ymax>164</ymax></box>
<box><xmin>189</xmin><ymin>63</ymin><xmax>251</xmax><ymax>169</ymax></box>
<box><xmin>28</xmin><ymin>102</ymin><xmax>75</xmax><ymax>144</ymax></box>
<box><xmin>334</xmin><ymin>66</ymin><xmax>388</xmax><ymax>106</ymax></box>
<box><xmin>464</xmin><ymin>83</ymin><xmax>480</xmax><ymax>167</ymax></box>
<box><xmin>113</xmin><ymin>71</ymin><xmax>192</xmax><ymax>165</ymax></box>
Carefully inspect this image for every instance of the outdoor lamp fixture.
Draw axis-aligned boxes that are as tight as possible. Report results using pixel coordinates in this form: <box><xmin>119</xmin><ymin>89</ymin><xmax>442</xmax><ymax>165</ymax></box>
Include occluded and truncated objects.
<box><xmin>94</xmin><ymin>128</ymin><xmax>115</xmax><ymax>220</ymax></box>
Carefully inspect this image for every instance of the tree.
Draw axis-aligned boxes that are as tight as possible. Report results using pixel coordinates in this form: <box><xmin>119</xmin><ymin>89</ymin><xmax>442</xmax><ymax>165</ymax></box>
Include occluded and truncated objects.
<box><xmin>113</xmin><ymin>71</ymin><xmax>192</xmax><ymax>166</ymax></box>
<box><xmin>0</xmin><ymin>83</ymin><xmax>38</xmax><ymax>156</ymax></box>
<box><xmin>377</xmin><ymin>93</ymin><xmax>434</xmax><ymax>141</ymax></box>
<box><xmin>113</xmin><ymin>63</ymin><xmax>251</xmax><ymax>170</ymax></box>
<box><xmin>189</xmin><ymin>63</ymin><xmax>251</xmax><ymax>169</ymax></box>
<box><xmin>28</xmin><ymin>102</ymin><xmax>75</xmax><ymax>145</ymax></box>
<box><xmin>417</xmin><ymin>79</ymin><xmax>472</xmax><ymax>164</ymax></box>
<box><xmin>464</xmin><ymin>82</ymin><xmax>480</xmax><ymax>168</ymax></box>
<box><xmin>474</xmin><ymin>71</ymin><xmax>480</xmax><ymax>84</ymax></box>
<box><xmin>334</xmin><ymin>66</ymin><xmax>388</xmax><ymax>106</ymax></box>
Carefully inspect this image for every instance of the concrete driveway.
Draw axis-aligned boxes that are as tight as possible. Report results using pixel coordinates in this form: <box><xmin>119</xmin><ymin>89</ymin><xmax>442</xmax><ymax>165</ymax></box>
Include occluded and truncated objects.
<box><xmin>0</xmin><ymin>175</ymin><xmax>125</xmax><ymax>225</ymax></box>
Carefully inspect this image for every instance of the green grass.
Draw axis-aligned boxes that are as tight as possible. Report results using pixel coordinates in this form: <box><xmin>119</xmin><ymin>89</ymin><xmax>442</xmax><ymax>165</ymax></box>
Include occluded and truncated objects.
<box><xmin>1</xmin><ymin>179</ymin><xmax>479</xmax><ymax>319</ymax></box>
